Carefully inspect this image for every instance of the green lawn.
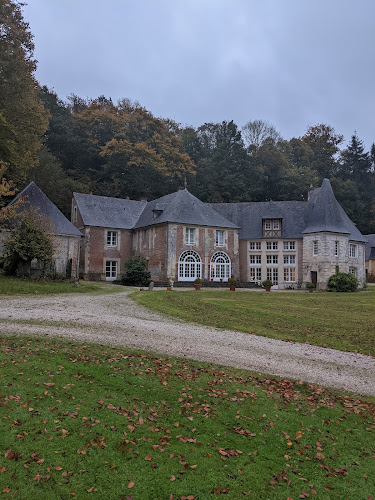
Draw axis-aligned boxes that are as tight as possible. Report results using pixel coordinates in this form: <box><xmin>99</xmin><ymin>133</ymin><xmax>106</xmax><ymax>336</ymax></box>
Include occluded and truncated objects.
<box><xmin>0</xmin><ymin>276</ymin><xmax>125</xmax><ymax>295</ymax></box>
<box><xmin>0</xmin><ymin>336</ymin><xmax>374</xmax><ymax>499</ymax></box>
<box><xmin>133</xmin><ymin>289</ymin><xmax>375</xmax><ymax>357</ymax></box>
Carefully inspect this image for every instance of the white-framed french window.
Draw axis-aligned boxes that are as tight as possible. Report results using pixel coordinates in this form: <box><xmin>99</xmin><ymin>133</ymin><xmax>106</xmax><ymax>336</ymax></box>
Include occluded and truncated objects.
<box><xmin>349</xmin><ymin>243</ymin><xmax>358</xmax><ymax>258</ymax></box>
<box><xmin>106</xmin><ymin>230</ymin><xmax>118</xmax><ymax>247</ymax></box>
<box><xmin>250</xmin><ymin>241</ymin><xmax>261</xmax><ymax>251</ymax></box>
<box><xmin>249</xmin><ymin>254</ymin><xmax>261</xmax><ymax>282</ymax></box>
<box><xmin>335</xmin><ymin>241</ymin><xmax>339</xmax><ymax>257</ymax></box>
<box><xmin>178</xmin><ymin>250</ymin><xmax>201</xmax><ymax>281</ymax></box>
<box><xmin>349</xmin><ymin>266</ymin><xmax>357</xmax><ymax>276</ymax></box>
<box><xmin>273</xmin><ymin>220</ymin><xmax>280</xmax><ymax>230</ymax></box>
<box><xmin>266</xmin><ymin>267</ymin><xmax>278</xmax><ymax>285</ymax></box>
<box><xmin>105</xmin><ymin>260</ymin><xmax>118</xmax><ymax>281</ymax></box>
<box><xmin>185</xmin><ymin>227</ymin><xmax>196</xmax><ymax>246</ymax></box>
<box><xmin>264</xmin><ymin>220</ymin><xmax>272</xmax><ymax>230</ymax></box>
<box><xmin>283</xmin><ymin>255</ymin><xmax>296</xmax><ymax>282</ymax></box>
<box><xmin>210</xmin><ymin>251</ymin><xmax>231</xmax><ymax>281</ymax></box>
<box><xmin>266</xmin><ymin>241</ymin><xmax>278</xmax><ymax>250</ymax></box>
<box><xmin>215</xmin><ymin>230</ymin><xmax>225</xmax><ymax>247</ymax></box>
<box><xmin>313</xmin><ymin>240</ymin><xmax>318</xmax><ymax>256</ymax></box>
<box><xmin>283</xmin><ymin>241</ymin><xmax>295</xmax><ymax>251</ymax></box>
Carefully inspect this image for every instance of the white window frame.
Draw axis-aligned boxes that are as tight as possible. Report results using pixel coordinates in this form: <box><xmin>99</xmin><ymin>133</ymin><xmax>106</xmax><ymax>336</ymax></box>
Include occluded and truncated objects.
<box><xmin>266</xmin><ymin>241</ymin><xmax>278</xmax><ymax>250</ymax></box>
<box><xmin>106</xmin><ymin>230</ymin><xmax>118</xmax><ymax>248</ymax></box>
<box><xmin>266</xmin><ymin>255</ymin><xmax>278</xmax><ymax>265</ymax></box>
<box><xmin>264</xmin><ymin>220</ymin><xmax>272</xmax><ymax>230</ymax></box>
<box><xmin>185</xmin><ymin>228</ymin><xmax>196</xmax><ymax>246</ymax></box>
<box><xmin>250</xmin><ymin>255</ymin><xmax>261</xmax><ymax>265</ymax></box>
<box><xmin>266</xmin><ymin>267</ymin><xmax>278</xmax><ymax>285</ymax></box>
<box><xmin>349</xmin><ymin>243</ymin><xmax>358</xmax><ymax>258</ymax></box>
<box><xmin>349</xmin><ymin>266</ymin><xmax>357</xmax><ymax>276</ymax></box>
<box><xmin>273</xmin><ymin>220</ymin><xmax>280</xmax><ymax>230</ymax></box>
<box><xmin>250</xmin><ymin>241</ymin><xmax>261</xmax><ymax>251</ymax></box>
<box><xmin>210</xmin><ymin>251</ymin><xmax>231</xmax><ymax>281</ymax></box>
<box><xmin>105</xmin><ymin>260</ymin><xmax>118</xmax><ymax>281</ymax></box>
<box><xmin>284</xmin><ymin>267</ymin><xmax>296</xmax><ymax>282</ymax></box>
<box><xmin>250</xmin><ymin>267</ymin><xmax>262</xmax><ymax>281</ymax></box>
<box><xmin>178</xmin><ymin>250</ymin><xmax>201</xmax><ymax>281</ymax></box>
<box><xmin>215</xmin><ymin>230</ymin><xmax>225</xmax><ymax>248</ymax></box>
<box><xmin>283</xmin><ymin>255</ymin><xmax>296</xmax><ymax>265</ymax></box>
<box><xmin>313</xmin><ymin>240</ymin><xmax>318</xmax><ymax>256</ymax></box>
<box><xmin>283</xmin><ymin>241</ymin><xmax>295</xmax><ymax>251</ymax></box>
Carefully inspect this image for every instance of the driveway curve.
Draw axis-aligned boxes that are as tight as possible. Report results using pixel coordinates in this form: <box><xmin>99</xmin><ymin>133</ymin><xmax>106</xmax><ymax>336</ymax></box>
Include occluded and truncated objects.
<box><xmin>0</xmin><ymin>290</ymin><xmax>374</xmax><ymax>396</ymax></box>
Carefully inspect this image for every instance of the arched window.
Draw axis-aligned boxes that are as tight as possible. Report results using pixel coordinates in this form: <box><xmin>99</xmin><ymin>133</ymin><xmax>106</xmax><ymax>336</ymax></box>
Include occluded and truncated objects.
<box><xmin>210</xmin><ymin>251</ymin><xmax>231</xmax><ymax>281</ymax></box>
<box><xmin>178</xmin><ymin>250</ymin><xmax>202</xmax><ymax>281</ymax></box>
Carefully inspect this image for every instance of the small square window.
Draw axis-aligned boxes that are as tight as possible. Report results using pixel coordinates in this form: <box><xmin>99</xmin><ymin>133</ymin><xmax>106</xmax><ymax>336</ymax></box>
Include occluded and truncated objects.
<box><xmin>266</xmin><ymin>241</ymin><xmax>278</xmax><ymax>250</ymax></box>
<box><xmin>250</xmin><ymin>242</ymin><xmax>261</xmax><ymax>250</ymax></box>
<box><xmin>283</xmin><ymin>241</ymin><xmax>295</xmax><ymax>250</ymax></box>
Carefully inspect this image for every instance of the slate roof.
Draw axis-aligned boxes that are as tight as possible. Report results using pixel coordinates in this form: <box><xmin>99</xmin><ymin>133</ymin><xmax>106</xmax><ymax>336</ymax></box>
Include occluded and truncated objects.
<box><xmin>73</xmin><ymin>193</ymin><xmax>147</xmax><ymax>229</ymax></box>
<box><xmin>210</xmin><ymin>201</ymin><xmax>308</xmax><ymax>239</ymax></box>
<box><xmin>9</xmin><ymin>182</ymin><xmax>82</xmax><ymax>237</ymax></box>
<box><xmin>72</xmin><ymin>179</ymin><xmax>365</xmax><ymax>243</ymax></box>
<box><xmin>302</xmin><ymin>179</ymin><xmax>366</xmax><ymax>242</ymax></box>
<box><xmin>364</xmin><ymin>234</ymin><xmax>375</xmax><ymax>261</ymax></box>
<box><xmin>134</xmin><ymin>189</ymin><xmax>238</xmax><ymax>229</ymax></box>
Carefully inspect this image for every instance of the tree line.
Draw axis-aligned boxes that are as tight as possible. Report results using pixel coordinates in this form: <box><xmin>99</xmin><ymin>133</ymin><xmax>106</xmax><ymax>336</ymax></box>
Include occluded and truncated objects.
<box><xmin>1</xmin><ymin>0</ymin><xmax>375</xmax><ymax>234</ymax></box>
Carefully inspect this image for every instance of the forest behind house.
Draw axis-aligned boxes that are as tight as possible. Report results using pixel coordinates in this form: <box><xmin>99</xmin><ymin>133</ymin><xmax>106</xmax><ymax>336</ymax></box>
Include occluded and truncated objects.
<box><xmin>1</xmin><ymin>0</ymin><xmax>375</xmax><ymax>234</ymax></box>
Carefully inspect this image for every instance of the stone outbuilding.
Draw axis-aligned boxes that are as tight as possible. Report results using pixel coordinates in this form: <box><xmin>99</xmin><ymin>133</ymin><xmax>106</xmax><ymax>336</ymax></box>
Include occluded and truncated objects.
<box><xmin>2</xmin><ymin>182</ymin><xmax>82</xmax><ymax>278</ymax></box>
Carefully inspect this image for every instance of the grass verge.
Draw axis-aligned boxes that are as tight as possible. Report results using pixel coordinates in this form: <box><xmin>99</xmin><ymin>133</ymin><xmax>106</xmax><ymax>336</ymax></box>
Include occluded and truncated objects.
<box><xmin>0</xmin><ymin>336</ymin><xmax>374</xmax><ymax>499</ymax></box>
<box><xmin>0</xmin><ymin>276</ymin><xmax>126</xmax><ymax>295</ymax></box>
<box><xmin>132</xmin><ymin>289</ymin><xmax>375</xmax><ymax>357</ymax></box>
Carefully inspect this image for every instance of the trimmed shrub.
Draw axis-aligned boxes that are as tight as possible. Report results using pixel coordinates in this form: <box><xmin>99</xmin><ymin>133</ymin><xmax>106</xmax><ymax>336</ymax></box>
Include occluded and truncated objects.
<box><xmin>327</xmin><ymin>272</ymin><xmax>359</xmax><ymax>292</ymax></box>
<box><xmin>121</xmin><ymin>255</ymin><xmax>151</xmax><ymax>286</ymax></box>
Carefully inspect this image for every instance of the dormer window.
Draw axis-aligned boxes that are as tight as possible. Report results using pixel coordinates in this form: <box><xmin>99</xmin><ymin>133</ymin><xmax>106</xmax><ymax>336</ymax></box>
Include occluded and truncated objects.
<box><xmin>263</xmin><ymin>219</ymin><xmax>281</xmax><ymax>238</ymax></box>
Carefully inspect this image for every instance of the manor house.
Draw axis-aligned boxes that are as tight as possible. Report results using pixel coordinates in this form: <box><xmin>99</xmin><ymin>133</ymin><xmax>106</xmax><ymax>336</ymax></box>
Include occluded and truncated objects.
<box><xmin>72</xmin><ymin>179</ymin><xmax>366</xmax><ymax>289</ymax></box>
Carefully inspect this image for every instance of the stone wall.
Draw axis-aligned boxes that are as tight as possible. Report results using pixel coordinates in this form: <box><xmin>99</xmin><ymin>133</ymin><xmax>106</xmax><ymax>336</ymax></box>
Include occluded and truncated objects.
<box><xmin>302</xmin><ymin>232</ymin><xmax>366</xmax><ymax>288</ymax></box>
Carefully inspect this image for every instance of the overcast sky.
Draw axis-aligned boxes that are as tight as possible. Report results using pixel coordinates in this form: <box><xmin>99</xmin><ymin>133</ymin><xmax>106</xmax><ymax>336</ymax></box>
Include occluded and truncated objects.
<box><xmin>23</xmin><ymin>0</ymin><xmax>375</xmax><ymax>150</ymax></box>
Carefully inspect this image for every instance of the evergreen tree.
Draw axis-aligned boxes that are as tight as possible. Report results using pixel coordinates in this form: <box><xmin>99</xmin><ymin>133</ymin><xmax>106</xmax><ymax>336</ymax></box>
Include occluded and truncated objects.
<box><xmin>0</xmin><ymin>0</ymin><xmax>48</xmax><ymax>186</ymax></box>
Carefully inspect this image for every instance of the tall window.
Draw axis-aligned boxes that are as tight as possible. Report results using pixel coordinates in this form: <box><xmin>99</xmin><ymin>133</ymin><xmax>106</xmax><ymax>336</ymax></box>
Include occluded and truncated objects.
<box><xmin>349</xmin><ymin>243</ymin><xmax>358</xmax><ymax>258</ymax></box>
<box><xmin>106</xmin><ymin>231</ymin><xmax>118</xmax><ymax>247</ymax></box>
<box><xmin>185</xmin><ymin>228</ymin><xmax>196</xmax><ymax>246</ymax></box>
<box><xmin>210</xmin><ymin>252</ymin><xmax>231</xmax><ymax>281</ymax></box>
<box><xmin>215</xmin><ymin>230</ymin><xmax>225</xmax><ymax>247</ymax></box>
<box><xmin>105</xmin><ymin>260</ymin><xmax>117</xmax><ymax>281</ymax></box>
<box><xmin>178</xmin><ymin>250</ymin><xmax>201</xmax><ymax>281</ymax></box>
<box><xmin>313</xmin><ymin>240</ymin><xmax>318</xmax><ymax>256</ymax></box>
<box><xmin>335</xmin><ymin>241</ymin><xmax>339</xmax><ymax>257</ymax></box>
<box><xmin>250</xmin><ymin>241</ymin><xmax>261</xmax><ymax>250</ymax></box>
<box><xmin>249</xmin><ymin>255</ymin><xmax>261</xmax><ymax>282</ymax></box>
<box><xmin>266</xmin><ymin>241</ymin><xmax>278</xmax><ymax>250</ymax></box>
<box><xmin>284</xmin><ymin>255</ymin><xmax>296</xmax><ymax>282</ymax></box>
<box><xmin>266</xmin><ymin>254</ymin><xmax>278</xmax><ymax>285</ymax></box>
<box><xmin>283</xmin><ymin>241</ymin><xmax>295</xmax><ymax>250</ymax></box>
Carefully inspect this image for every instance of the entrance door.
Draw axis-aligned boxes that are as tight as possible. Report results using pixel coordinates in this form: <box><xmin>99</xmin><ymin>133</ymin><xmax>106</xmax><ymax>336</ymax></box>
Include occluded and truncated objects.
<box><xmin>310</xmin><ymin>271</ymin><xmax>317</xmax><ymax>286</ymax></box>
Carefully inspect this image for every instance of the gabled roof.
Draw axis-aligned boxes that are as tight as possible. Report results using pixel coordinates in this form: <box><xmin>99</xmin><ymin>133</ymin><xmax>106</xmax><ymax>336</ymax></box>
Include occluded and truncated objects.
<box><xmin>73</xmin><ymin>192</ymin><xmax>147</xmax><ymax>229</ymax></box>
<box><xmin>364</xmin><ymin>234</ymin><xmax>375</xmax><ymax>261</ymax></box>
<box><xmin>302</xmin><ymin>179</ymin><xmax>366</xmax><ymax>242</ymax></box>
<box><xmin>9</xmin><ymin>182</ymin><xmax>81</xmax><ymax>237</ymax></box>
<box><xmin>134</xmin><ymin>189</ymin><xmax>238</xmax><ymax>229</ymax></box>
<box><xmin>210</xmin><ymin>201</ymin><xmax>308</xmax><ymax>239</ymax></box>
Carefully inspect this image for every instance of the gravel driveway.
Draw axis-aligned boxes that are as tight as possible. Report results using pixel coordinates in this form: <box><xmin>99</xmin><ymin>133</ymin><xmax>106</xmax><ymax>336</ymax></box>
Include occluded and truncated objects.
<box><xmin>1</xmin><ymin>290</ymin><xmax>374</xmax><ymax>396</ymax></box>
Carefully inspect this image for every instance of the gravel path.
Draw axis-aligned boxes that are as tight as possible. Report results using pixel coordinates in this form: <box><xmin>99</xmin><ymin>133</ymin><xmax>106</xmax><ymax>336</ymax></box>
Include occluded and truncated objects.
<box><xmin>1</xmin><ymin>290</ymin><xmax>374</xmax><ymax>396</ymax></box>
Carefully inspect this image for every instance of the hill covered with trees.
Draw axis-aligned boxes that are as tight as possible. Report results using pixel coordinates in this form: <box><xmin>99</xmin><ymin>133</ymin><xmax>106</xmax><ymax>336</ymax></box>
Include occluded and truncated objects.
<box><xmin>1</xmin><ymin>0</ymin><xmax>375</xmax><ymax>233</ymax></box>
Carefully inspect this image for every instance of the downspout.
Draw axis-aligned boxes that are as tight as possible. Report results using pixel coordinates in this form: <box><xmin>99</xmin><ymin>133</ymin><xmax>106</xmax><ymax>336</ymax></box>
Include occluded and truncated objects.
<box><xmin>76</xmin><ymin>238</ymin><xmax>81</xmax><ymax>279</ymax></box>
<box><xmin>165</xmin><ymin>224</ymin><xmax>169</xmax><ymax>281</ymax></box>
